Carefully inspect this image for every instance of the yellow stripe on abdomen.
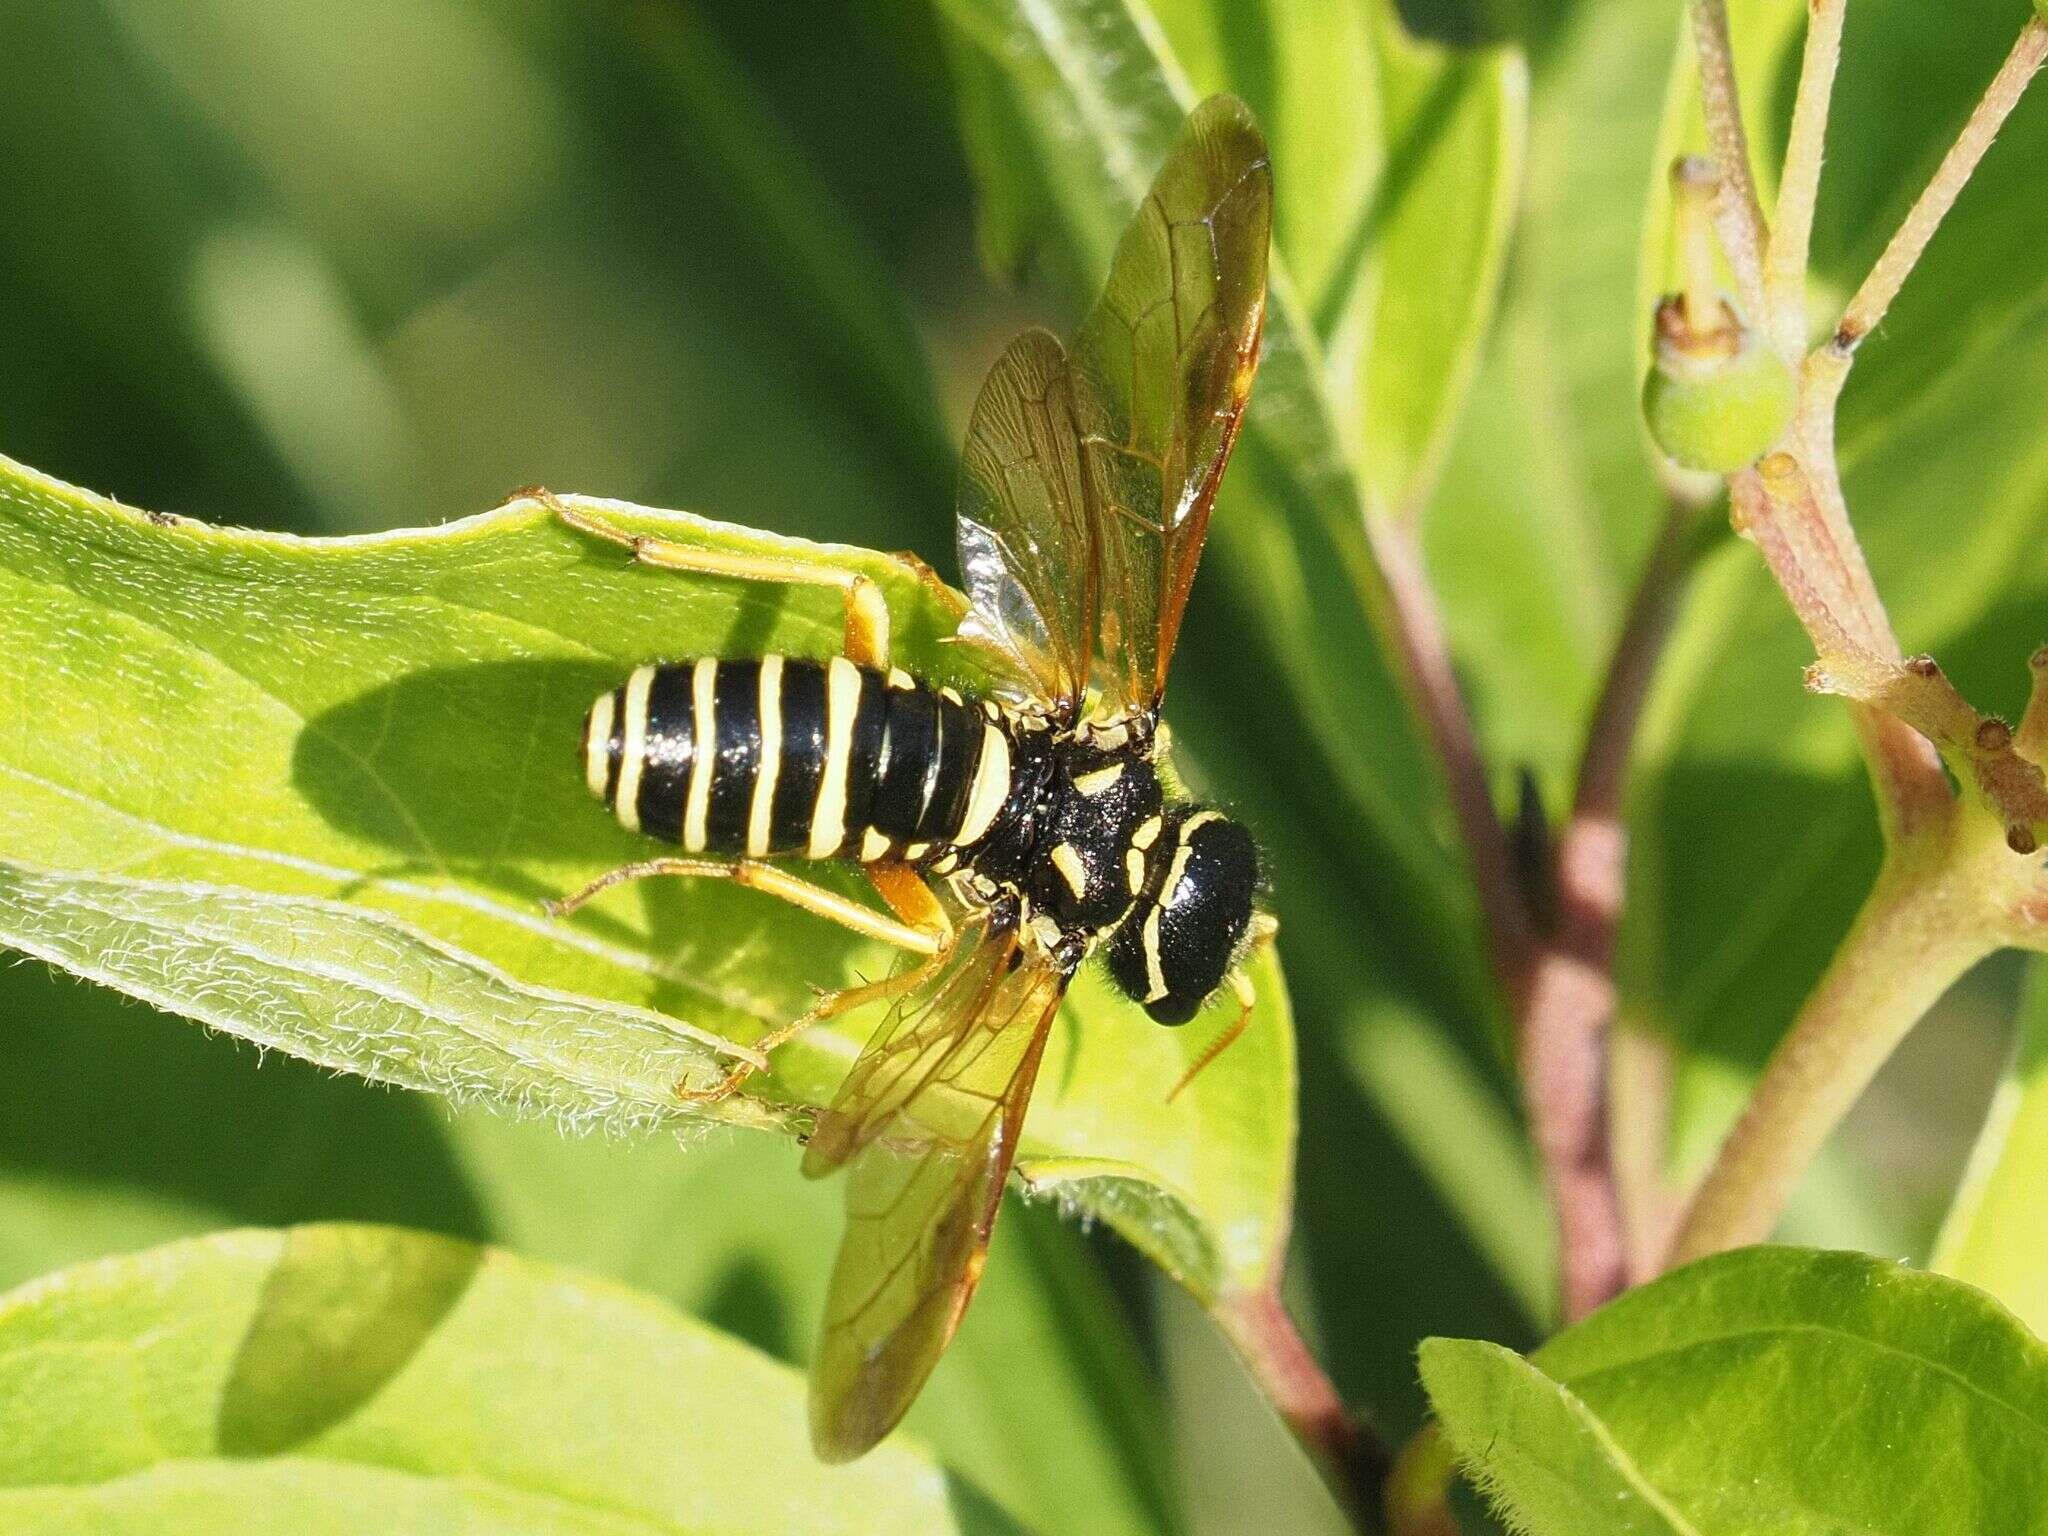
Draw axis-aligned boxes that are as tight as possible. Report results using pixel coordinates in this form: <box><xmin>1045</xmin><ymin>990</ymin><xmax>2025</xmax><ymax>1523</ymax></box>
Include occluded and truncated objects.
<box><xmin>682</xmin><ymin>657</ymin><xmax>717</xmax><ymax>852</ymax></box>
<box><xmin>954</xmin><ymin>722</ymin><xmax>1011</xmax><ymax>847</ymax></box>
<box><xmin>809</xmin><ymin>656</ymin><xmax>862</xmax><ymax>858</ymax></box>
<box><xmin>747</xmin><ymin>657</ymin><xmax>784</xmax><ymax>858</ymax></box>
<box><xmin>613</xmin><ymin>664</ymin><xmax>655</xmax><ymax>834</ymax></box>
<box><xmin>583</xmin><ymin>688</ymin><xmax>615</xmax><ymax>801</ymax></box>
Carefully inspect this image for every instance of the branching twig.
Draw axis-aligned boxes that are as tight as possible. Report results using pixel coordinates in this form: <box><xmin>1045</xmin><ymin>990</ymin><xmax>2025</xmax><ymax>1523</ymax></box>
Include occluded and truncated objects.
<box><xmin>1665</xmin><ymin>15</ymin><xmax>2048</xmax><ymax>1266</ymax></box>
<box><xmin>1687</xmin><ymin>0</ymin><xmax>1769</xmax><ymax>318</ymax></box>
<box><xmin>1764</xmin><ymin>0</ymin><xmax>1845</xmax><ymax>355</ymax></box>
<box><xmin>1359</xmin><ymin>0</ymin><xmax>2047</xmax><ymax>1327</ymax></box>
<box><xmin>1832</xmin><ymin>18</ymin><xmax>2048</xmax><ymax>361</ymax></box>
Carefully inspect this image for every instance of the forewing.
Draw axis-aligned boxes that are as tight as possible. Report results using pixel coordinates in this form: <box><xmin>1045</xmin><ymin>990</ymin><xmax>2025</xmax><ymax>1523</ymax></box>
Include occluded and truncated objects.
<box><xmin>954</xmin><ymin>328</ymin><xmax>1096</xmax><ymax>718</ymax></box>
<box><xmin>1067</xmin><ymin>93</ymin><xmax>1272</xmax><ymax>713</ymax></box>
<box><xmin>802</xmin><ymin>911</ymin><xmax>1069</xmax><ymax>1462</ymax></box>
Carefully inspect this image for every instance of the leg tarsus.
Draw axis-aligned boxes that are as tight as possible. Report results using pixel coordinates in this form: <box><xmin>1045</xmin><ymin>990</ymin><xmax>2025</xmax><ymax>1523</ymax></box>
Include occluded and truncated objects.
<box><xmin>677</xmin><ymin>932</ymin><xmax>956</xmax><ymax>1104</ymax></box>
<box><xmin>888</xmin><ymin>549</ymin><xmax>969</xmax><ymax>619</ymax></box>
<box><xmin>547</xmin><ymin>493</ymin><xmax>893</xmax><ymax>669</ymax></box>
<box><xmin>547</xmin><ymin>856</ymin><xmax>944</xmax><ymax>955</ymax></box>
<box><xmin>545</xmin><ymin>857</ymin><xmax>702</xmax><ymax>918</ymax></box>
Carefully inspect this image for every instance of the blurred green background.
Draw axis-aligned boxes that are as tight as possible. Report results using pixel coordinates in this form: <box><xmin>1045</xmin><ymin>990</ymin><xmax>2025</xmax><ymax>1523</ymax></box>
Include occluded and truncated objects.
<box><xmin>2</xmin><ymin>1</ymin><xmax>2040</xmax><ymax>1531</ymax></box>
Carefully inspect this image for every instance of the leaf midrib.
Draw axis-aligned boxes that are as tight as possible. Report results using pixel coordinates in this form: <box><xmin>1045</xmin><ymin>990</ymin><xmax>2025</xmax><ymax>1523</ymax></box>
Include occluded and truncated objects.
<box><xmin>0</xmin><ymin>762</ymin><xmax>778</xmax><ymax>1029</ymax></box>
<box><xmin>0</xmin><ymin>866</ymin><xmax>758</xmax><ymax>1108</ymax></box>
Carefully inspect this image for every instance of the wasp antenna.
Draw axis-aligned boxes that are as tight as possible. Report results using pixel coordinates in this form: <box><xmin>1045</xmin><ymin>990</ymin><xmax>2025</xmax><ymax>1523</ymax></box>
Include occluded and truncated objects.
<box><xmin>1166</xmin><ymin>971</ymin><xmax>1258</xmax><ymax>1103</ymax></box>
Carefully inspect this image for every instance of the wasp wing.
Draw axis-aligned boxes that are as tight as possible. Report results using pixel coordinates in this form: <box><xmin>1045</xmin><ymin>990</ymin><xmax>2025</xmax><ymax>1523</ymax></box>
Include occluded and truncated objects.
<box><xmin>802</xmin><ymin>905</ymin><xmax>1069</xmax><ymax>1462</ymax></box>
<box><xmin>1068</xmin><ymin>93</ymin><xmax>1271</xmax><ymax>715</ymax></box>
<box><xmin>954</xmin><ymin>328</ymin><xmax>1097</xmax><ymax>719</ymax></box>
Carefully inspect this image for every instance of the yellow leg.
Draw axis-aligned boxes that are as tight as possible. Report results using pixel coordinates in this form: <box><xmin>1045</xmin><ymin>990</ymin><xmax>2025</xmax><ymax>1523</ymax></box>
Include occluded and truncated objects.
<box><xmin>544</xmin><ymin>853</ymin><xmax>954</xmax><ymax>1103</ymax></box>
<box><xmin>867</xmin><ymin>862</ymin><xmax>955</xmax><ymax>950</ymax></box>
<box><xmin>1166</xmin><ymin>912</ymin><xmax>1279</xmax><ymax>1103</ymax></box>
<box><xmin>546</xmin><ymin>856</ymin><xmax>945</xmax><ymax>955</ymax></box>
<box><xmin>682</xmin><ymin>941</ymin><xmax>955</xmax><ymax>1106</ymax></box>
<box><xmin>530</xmin><ymin>486</ymin><xmax>894</xmax><ymax>669</ymax></box>
<box><xmin>887</xmin><ymin>548</ymin><xmax>969</xmax><ymax>621</ymax></box>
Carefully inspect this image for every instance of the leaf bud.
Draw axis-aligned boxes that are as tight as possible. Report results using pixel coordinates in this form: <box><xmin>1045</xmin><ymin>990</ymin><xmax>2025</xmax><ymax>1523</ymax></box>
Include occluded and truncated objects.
<box><xmin>1642</xmin><ymin>296</ymin><xmax>1797</xmax><ymax>473</ymax></box>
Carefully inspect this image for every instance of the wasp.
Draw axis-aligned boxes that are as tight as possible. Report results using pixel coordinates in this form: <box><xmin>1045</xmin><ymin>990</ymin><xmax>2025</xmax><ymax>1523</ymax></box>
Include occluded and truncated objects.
<box><xmin>546</xmin><ymin>94</ymin><xmax>1273</xmax><ymax>1461</ymax></box>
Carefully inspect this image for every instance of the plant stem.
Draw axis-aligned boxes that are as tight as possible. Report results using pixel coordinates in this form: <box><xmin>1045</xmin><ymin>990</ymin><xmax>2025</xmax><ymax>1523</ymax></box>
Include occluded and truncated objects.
<box><xmin>1218</xmin><ymin>1287</ymin><xmax>1389</xmax><ymax>1531</ymax></box>
<box><xmin>1517</xmin><ymin>504</ymin><xmax>1698</xmax><ymax>1320</ymax></box>
<box><xmin>1687</xmin><ymin>0</ymin><xmax>1769</xmax><ymax>318</ymax></box>
<box><xmin>1834</xmin><ymin>18</ymin><xmax>2048</xmax><ymax>355</ymax></box>
<box><xmin>1609</xmin><ymin>1019</ymin><xmax>1680</xmax><ymax>1281</ymax></box>
<box><xmin>1667</xmin><ymin>18</ymin><xmax>2048</xmax><ymax>1270</ymax></box>
<box><xmin>1668</xmin><ymin>824</ymin><xmax>2007</xmax><ymax>1264</ymax></box>
<box><xmin>1572</xmin><ymin>509</ymin><xmax>1696</xmax><ymax>831</ymax></box>
<box><xmin>1365</xmin><ymin>509</ymin><xmax>1650</xmax><ymax>1324</ymax></box>
<box><xmin>1729</xmin><ymin>458</ymin><xmax>1964</xmax><ymax>841</ymax></box>
<box><xmin>1515</xmin><ymin>939</ymin><xmax>1626</xmax><ymax>1321</ymax></box>
<box><xmin>1765</xmin><ymin>0</ymin><xmax>1845</xmax><ymax>355</ymax></box>
<box><xmin>1364</xmin><ymin>517</ymin><xmax>1533</xmax><ymax>984</ymax></box>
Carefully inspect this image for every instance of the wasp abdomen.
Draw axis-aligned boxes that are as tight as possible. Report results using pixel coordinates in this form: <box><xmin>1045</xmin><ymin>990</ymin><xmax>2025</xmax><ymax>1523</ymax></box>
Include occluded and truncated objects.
<box><xmin>583</xmin><ymin>657</ymin><xmax>1015</xmax><ymax>864</ymax></box>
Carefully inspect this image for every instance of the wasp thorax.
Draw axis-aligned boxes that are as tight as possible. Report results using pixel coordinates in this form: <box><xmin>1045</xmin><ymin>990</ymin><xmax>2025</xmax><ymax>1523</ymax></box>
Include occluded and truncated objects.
<box><xmin>1106</xmin><ymin>807</ymin><xmax>1259</xmax><ymax>1025</ymax></box>
<box><xmin>1027</xmin><ymin>737</ymin><xmax>1165</xmax><ymax>931</ymax></box>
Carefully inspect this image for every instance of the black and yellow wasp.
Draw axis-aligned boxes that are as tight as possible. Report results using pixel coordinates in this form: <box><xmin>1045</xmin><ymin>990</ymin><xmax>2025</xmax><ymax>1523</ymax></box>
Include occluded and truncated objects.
<box><xmin>546</xmin><ymin>95</ymin><xmax>1273</xmax><ymax>1460</ymax></box>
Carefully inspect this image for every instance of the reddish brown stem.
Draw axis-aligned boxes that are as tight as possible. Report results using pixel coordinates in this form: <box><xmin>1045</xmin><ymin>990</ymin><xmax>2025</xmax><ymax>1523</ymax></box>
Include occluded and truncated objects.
<box><xmin>1364</xmin><ymin>517</ymin><xmax>1534</xmax><ymax>988</ymax></box>
<box><xmin>1574</xmin><ymin>510</ymin><xmax>1694</xmax><ymax>830</ymax></box>
<box><xmin>1519</xmin><ymin>508</ymin><xmax>1695</xmax><ymax>1320</ymax></box>
<box><xmin>1369</xmin><ymin>495</ymin><xmax>1699</xmax><ymax>1323</ymax></box>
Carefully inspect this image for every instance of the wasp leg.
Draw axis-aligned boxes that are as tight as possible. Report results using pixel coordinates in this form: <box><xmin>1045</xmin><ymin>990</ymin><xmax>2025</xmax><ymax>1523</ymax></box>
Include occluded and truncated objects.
<box><xmin>529</xmin><ymin>485</ymin><xmax>894</xmax><ymax>669</ymax></box>
<box><xmin>684</xmin><ymin>937</ymin><xmax>957</xmax><ymax>1107</ymax></box>
<box><xmin>887</xmin><ymin>548</ymin><xmax>969</xmax><ymax>621</ymax></box>
<box><xmin>546</xmin><ymin>856</ymin><xmax>945</xmax><ymax>955</ymax></box>
<box><xmin>1166</xmin><ymin>912</ymin><xmax>1279</xmax><ymax>1103</ymax></box>
<box><xmin>865</xmin><ymin>862</ymin><xmax>955</xmax><ymax>950</ymax></box>
<box><xmin>543</xmin><ymin>855</ymin><xmax>953</xmax><ymax>1103</ymax></box>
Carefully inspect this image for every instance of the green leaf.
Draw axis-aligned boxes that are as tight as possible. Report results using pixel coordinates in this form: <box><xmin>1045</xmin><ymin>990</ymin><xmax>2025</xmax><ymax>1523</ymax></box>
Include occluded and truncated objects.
<box><xmin>1427</xmin><ymin>1247</ymin><xmax>2048</xmax><ymax>1535</ymax></box>
<box><xmin>408</xmin><ymin>1118</ymin><xmax>1191</xmax><ymax>1536</ymax></box>
<box><xmin>0</xmin><ymin>960</ymin><xmax>1179</xmax><ymax>1536</ymax></box>
<box><xmin>0</xmin><ymin>454</ymin><xmax>1294</xmax><ymax>1305</ymax></box>
<box><xmin>1419</xmin><ymin>1338</ymin><xmax>1694</xmax><ymax>1536</ymax></box>
<box><xmin>1346</xmin><ymin>10</ymin><xmax>1528</xmax><ymax>523</ymax></box>
<box><xmin>0</xmin><ymin>1224</ymin><xmax>1014</xmax><ymax>1534</ymax></box>
<box><xmin>0</xmin><ymin>863</ymin><xmax>774</xmax><ymax>1135</ymax></box>
<box><xmin>1935</xmin><ymin>957</ymin><xmax>2048</xmax><ymax>1336</ymax></box>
